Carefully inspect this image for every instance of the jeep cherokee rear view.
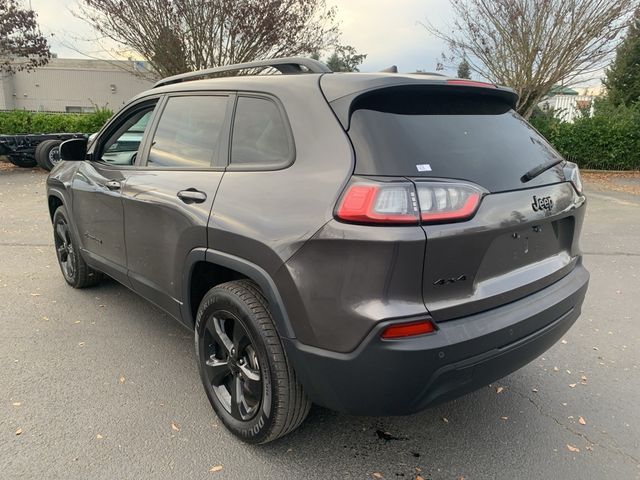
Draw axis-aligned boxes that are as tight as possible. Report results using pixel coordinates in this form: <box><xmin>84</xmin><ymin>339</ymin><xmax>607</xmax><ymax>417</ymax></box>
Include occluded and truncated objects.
<box><xmin>46</xmin><ymin>57</ymin><xmax>589</xmax><ymax>444</ymax></box>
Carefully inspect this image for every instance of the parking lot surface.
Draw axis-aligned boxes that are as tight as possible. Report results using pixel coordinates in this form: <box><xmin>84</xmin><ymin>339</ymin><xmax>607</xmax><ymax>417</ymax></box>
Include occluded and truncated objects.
<box><xmin>1</xmin><ymin>166</ymin><xmax>639</xmax><ymax>479</ymax></box>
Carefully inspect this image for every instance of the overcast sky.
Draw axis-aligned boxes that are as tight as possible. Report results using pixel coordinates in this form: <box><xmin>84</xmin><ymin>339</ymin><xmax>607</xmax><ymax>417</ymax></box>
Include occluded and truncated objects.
<box><xmin>30</xmin><ymin>0</ymin><xmax>454</xmax><ymax>74</ymax></box>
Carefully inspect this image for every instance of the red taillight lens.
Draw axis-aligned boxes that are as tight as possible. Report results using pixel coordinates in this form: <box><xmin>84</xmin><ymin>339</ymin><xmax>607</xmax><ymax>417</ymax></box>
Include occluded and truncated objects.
<box><xmin>381</xmin><ymin>320</ymin><xmax>436</xmax><ymax>339</ymax></box>
<box><xmin>336</xmin><ymin>182</ymin><xmax>419</xmax><ymax>225</ymax></box>
<box><xmin>416</xmin><ymin>183</ymin><xmax>483</xmax><ymax>223</ymax></box>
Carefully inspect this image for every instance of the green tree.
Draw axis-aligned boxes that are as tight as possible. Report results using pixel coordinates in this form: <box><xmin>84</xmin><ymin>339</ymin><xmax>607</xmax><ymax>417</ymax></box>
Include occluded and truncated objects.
<box><xmin>457</xmin><ymin>58</ymin><xmax>471</xmax><ymax>79</ymax></box>
<box><xmin>604</xmin><ymin>8</ymin><xmax>640</xmax><ymax>107</ymax></box>
<box><xmin>324</xmin><ymin>45</ymin><xmax>367</xmax><ymax>72</ymax></box>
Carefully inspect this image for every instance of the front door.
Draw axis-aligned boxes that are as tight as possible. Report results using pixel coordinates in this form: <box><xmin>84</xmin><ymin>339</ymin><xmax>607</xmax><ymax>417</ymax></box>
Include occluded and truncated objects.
<box><xmin>121</xmin><ymin>93</ymin><xmax>232</xmax><ymax>319</ymax></box>
<box><xmin>71</xmin><ymin>101</ymin><xmax>159</xmax><ymax>283</ymax></box>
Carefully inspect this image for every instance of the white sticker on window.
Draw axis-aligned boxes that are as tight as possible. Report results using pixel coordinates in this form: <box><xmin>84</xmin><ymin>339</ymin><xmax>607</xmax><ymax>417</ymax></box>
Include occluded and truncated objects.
<box><xmin>416</xmin><ymin>164</ymin><xmax>432</xmax><ymax>172</ymax></box>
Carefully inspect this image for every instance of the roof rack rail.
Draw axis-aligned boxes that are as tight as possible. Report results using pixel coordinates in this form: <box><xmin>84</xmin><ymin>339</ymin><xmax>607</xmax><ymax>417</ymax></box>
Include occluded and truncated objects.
<box><xmin>153</xmin><ymin>57</ymin><xmax>332</xmax><ymax>88</ymax></box>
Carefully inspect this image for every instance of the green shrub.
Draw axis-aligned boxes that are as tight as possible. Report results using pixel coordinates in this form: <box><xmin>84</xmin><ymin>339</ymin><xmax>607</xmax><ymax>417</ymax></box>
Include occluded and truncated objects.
<box><xmin>530</xmin><ymin>101</ymin><xmax>640</xmax><ymax>170</ymax></box>
<box><xmin>0</xmin><ymin>107</ymin><xmax>113</xmax><ymax>135</ymax></box>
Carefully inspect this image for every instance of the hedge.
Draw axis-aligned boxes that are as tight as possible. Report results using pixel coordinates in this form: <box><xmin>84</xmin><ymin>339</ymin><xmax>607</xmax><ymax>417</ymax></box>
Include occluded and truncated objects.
<box><xmin>0</xmin><ymin>108</ymin><xmax>113</xmax><ymax>136</ymax></box>
<box><xmin>530</xmin><ymin>102</ymin><xmax>640</xmax><ymax>170</ymax></box>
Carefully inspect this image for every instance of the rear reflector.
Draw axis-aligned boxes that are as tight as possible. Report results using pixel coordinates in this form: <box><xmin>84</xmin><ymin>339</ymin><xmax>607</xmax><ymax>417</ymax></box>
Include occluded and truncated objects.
<box><xmin>381</xmin><ymin>320</ymin><xmax>436</xmax><ymax>339</ymax></box>
<box><xmin>336</xmin><ymin>182</ymin><xmax>419</xmax><ymax>224</ymax></box>
<box><xmin>416</xmin><ymin>183</ymin><xmax>483</xmax><ymax>223</ymax></box>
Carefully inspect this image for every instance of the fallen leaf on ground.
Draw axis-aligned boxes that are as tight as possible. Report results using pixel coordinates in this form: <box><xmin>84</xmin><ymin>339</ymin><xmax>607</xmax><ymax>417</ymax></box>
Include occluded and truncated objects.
<box><xmin>30</xmin><ymin>293</ymin><xmax>40</xmax><ymax>297</ymax></box>
<box><xmin>96</xmin><ymin>434</ymin><xmax>103</xmax><ymax>439</ymax></box>
<box><xmin>579</xmin><ymin>416</ymin><xmax>586</xmax><ymax>425</ymax></box>
<box><xmin>42</xmin><ymin>316</ymin><xmax>49</xmax><ymax>321</ymax></box>
<box><xmin>416</xmin><ymin>476</ymin><xmax>425</xmax><ymax>480</ymax></box>
<box><xmin>569</xmin><ymin>383</ymin><xmax>577</xmax><ymax>388</ymax></box>
<box><xmin>209</xmin><ymin>465</ymin><xmax>223</xmax><ymax>473</ymax></box>
<box><xmin>580</xmin><ymin>375</ymin><xmax>587</xmax><ymax>384</ymax></box>
<box><xmin>171</xmin><ymin>422</ymin><xmax>180</xmax><ymax>432</ymax></box>
<box><xmin>553</xmin><ymin>366</ymin><xmax>559</xmax><ymax>372</ymax></box>
<box><xmin>442</xmin><ymin>417</ymin><xmax>449</xmax><ymax>423</ymax></box>
<box><xmin>496</xmin><ymin>386</ymin><xmax>504</xmax><ymax>394</ymax></box>
<box><xmin>74</xmin><ymin>320</ymin><xmax>80</xmax><ymax>324</ymax></box>
<box><xmin>119</xmin><ymin>375</ymin><xmax>125</xmax><ymax>384</ymax></box>
<box><xmin>561</xmin><ymin>340</ymin><xmax>568</xmax><ymax>344</ymax></box>
<box><xmin>501</xmin><ymin>416</ymin><xmax>509</xmax><ymax>420</ymax></box>
<box><xmin>12</xmin><ymin>402</ymin><xmax>21</xmax><ymax>406</ymax></box>
<box><xmin>15</xmin><ymin>428</ymin><xmax>22</xmax><ymax>435</ymax></box>
<box><xmin>78</xmin><ymin>342</ymin><xmax>85</xmax><ymax>346</ymax></box>
<box><xmin>532</xmin><ymin>388</ymin><xmax>538</xmax><ymax>393</ymax></box>
<box><xmin>567</xmin><ymin>444</ymin><xmax>580</xmax><ymax>453</ymax></box>
<box><xmin>371</xmin><ymin>473</ymin><xmax>383</xmax><ymax>479</ymax></box>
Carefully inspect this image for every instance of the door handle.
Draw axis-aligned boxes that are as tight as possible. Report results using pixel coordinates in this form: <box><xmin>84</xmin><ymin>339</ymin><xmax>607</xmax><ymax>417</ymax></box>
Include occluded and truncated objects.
<box><xmin>177</xmin><ymin>189</ymin><xmax>207</xmax><ymax>204</ymax></box>
<box><xmin>105</xmin><ymin>180</ymin><xmax>121</xmax><ymax>190</ymax></box>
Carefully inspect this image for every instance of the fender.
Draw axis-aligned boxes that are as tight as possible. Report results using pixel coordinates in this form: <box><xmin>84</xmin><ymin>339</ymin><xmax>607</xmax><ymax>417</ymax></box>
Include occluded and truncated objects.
<box><xmin>181</xmin><ymin>248</ymin><xmax>296</xmax><ymax>339</ymax></box>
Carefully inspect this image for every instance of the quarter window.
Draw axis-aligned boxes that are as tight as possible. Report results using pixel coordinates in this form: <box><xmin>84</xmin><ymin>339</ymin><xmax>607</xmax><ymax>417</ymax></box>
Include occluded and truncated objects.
<box><xmin>231</xmin><ymin>96</ymin><xmax>291</xmax><ymax>166</ymax></box>
<box><xmin>147</xmin><ymin>95</ymin><xmax>228</xmax><ymax>168</ymax></box>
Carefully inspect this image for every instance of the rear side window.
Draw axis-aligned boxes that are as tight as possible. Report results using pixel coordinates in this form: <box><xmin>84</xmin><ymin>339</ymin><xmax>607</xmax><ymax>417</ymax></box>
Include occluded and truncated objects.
<box><xmin>147</xmin><ymin>95</ymin><xmax>227</xmax><ymax>168</ymax></box>
<box><xmin>348</xmin><ymin>88</ymin><xmax>565</xmax><ymax>192</ymax></box>
<box><xmin>230</xmin><ymin>96</ymin><xmax>292</xmax><ymax>167</ymax></box>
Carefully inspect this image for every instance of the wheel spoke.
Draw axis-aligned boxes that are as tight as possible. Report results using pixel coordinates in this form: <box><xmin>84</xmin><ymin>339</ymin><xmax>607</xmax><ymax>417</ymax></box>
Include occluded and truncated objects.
<box><xmin>232</xmin><ymin>319</ymin><xmax>249</xmax><ymax>351</ymax></box>
<box><xmin>229</xmin><ymin>375</ymin><xmax>242</xmax><ymax>419</ymax></box>
<box><xmin>207</xmin><ymin>317</ymin><xmax>233</xmax><ymax>355</ymax></box>
<box><xmin>204</xmin><ymin>357</ymin><xmax>231</xmax><ymax>386</ymax></box>
<box><xmin>239</xmin><ymin>364</ymin><xmax>261</xmax><ymax>399</ymax></box>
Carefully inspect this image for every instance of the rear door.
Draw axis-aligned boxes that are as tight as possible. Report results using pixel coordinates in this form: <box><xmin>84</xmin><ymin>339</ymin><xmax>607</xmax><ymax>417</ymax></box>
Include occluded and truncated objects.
<box><xmin>345</xmin><ymin>86</ymin><xmax>585</xmax><ymax>321</ymax></box>
<box><xmin>121</xmin><ymin>93</ymin><xmax>233</xmax><ymax>319</ymax></box>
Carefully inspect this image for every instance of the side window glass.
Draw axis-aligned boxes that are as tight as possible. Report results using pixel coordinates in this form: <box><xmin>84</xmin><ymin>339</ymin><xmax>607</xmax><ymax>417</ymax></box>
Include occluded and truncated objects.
<box><xmin>147</xmin><ymin>95</ymin><xmax>228</xmax><ymax>168</ymax></box>
<box><xmin>101</xmin><ymin>108</ymin><xmax>154</xmax><ymax>165</ymax></box>
<box><xmin>231</xmin><ymin>96</ymin><xmax>292</xmax><ymax>166</ymax></box>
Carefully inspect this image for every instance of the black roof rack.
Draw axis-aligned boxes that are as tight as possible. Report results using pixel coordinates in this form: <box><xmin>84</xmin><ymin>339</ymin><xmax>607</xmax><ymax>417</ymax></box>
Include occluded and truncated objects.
<box><xmin>153</xmin><ymin>57</ymin><xmax>332</xmax><ymax>88</ymax></box>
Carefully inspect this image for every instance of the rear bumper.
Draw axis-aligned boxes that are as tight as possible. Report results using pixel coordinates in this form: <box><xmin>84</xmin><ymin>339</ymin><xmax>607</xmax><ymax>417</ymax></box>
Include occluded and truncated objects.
<box><xmin>283</xmin><ymin>262</ymin><xmax>589</xmax><ymax>415</ymax></box>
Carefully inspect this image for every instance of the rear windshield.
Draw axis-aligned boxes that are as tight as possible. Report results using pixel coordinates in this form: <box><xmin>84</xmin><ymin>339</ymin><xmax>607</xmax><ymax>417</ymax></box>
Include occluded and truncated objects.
<box><xmin>348</xmin><ymin>89</ymin><xmax>565</xmax><ymax>192</ymax></box>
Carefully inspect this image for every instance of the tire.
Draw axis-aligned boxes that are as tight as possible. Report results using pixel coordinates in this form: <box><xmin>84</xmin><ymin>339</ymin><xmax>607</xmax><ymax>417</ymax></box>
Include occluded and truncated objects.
<box><xmin>8</xmin><ymin>154</ymin><xmax>37</xmax><ymax>168</ymax></box>
<box><xmin>195</xmin><ymin>280</ymin><xmax>310</xmax><ymax>444</ymax></box>
<box><xmin>52</xmin><ymin>205</ymin><xmax>103</xmax><ymax>288</ymax></box>
<box><xmin>35</xmin><ymin>139</ymin><xmax>62</xmax><ymax>171</ymax></box>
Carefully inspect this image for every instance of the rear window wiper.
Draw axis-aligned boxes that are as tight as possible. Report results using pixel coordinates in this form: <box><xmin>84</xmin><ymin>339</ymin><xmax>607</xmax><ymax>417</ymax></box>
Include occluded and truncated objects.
<box><xmin>520</xmin><ymin>158</ymin><xmax>564</xmax><ymax>183</ymax></box>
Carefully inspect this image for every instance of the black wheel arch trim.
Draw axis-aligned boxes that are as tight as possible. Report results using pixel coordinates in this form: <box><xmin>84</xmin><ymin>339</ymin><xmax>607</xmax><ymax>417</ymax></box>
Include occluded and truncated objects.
<box><xmin>181</xmin><ymin>248</ymin><xmax>296</xmax><ymax>339</ymax></box>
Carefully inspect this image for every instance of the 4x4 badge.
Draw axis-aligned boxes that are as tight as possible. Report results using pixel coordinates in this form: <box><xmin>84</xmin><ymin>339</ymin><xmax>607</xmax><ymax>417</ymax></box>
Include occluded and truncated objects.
<box><xmin>531</xmin><ymin>195</ymin><xmax>553</xmax><ymax>212</ymax></box>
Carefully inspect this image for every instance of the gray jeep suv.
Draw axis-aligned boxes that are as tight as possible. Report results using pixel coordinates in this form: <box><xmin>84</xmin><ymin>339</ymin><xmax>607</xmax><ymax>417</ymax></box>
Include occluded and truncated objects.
<box><xmin>46</xmin><ymin>57</ymin><xmax>589</xmax><ymax>444</ymax></box>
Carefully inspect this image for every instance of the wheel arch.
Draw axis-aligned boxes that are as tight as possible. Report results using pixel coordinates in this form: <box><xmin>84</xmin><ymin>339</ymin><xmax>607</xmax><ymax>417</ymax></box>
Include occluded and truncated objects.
<box><xmin>47</xmin><ymin>191</ymin><xmax>65</xmax><ymax>222</ymax></box>
<box><xmin>182</xmin><ymin>248</ymin><xmax>296</xmax><ymax>339</ymax></box>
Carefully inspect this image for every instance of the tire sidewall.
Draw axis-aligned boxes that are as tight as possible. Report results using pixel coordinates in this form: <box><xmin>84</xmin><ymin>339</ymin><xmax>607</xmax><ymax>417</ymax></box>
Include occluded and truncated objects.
<box><xmin>36</xmin><ymin>140</ymin><xmax>61</xmax><ymax>171</ymax></box>
<box><xmin>195</xmin><ymin>289</ymin><xmax>276</xmax><ymax>444</ymax></box>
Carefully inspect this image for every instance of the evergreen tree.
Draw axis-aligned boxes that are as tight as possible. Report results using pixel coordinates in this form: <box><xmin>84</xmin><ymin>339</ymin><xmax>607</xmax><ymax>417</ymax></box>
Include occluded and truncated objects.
<box><xmin>457</xmin><ymin>58</ymin><xmax>471</xmax><ymax>79</ymax></box>
<box><xmin>604</xmin><ymin>9</ymin><xmax>640</xmax><ymax>106</ymax></box>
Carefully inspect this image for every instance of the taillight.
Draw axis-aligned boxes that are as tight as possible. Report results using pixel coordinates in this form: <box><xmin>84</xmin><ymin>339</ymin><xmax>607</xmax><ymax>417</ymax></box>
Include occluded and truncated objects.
<box><xmin>381</xmin><ymin>319</ymin><xmax>436</xmax><ymax>339</ymax></box>
<box><xmin>563</xmin><ymin>161</ymin><xmax>583</xmax><ymax>194</ymax></box>
<box><xmin>336</xmin><ymin>182</ymin><xmax>419</xmax><ymax>225</ymax></box>
<box><xmin>416</xmin><ymin>182</ymin><xmax>483</xmax><ymax>223</ymax></box>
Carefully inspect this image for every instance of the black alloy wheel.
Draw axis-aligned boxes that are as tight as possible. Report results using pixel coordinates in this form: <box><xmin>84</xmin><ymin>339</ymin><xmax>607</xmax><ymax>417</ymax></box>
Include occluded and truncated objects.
<box><xmin>200</xmin><ymin>310</ymin><xmax>263</xmax><ymax>421</ymax></box>
<box><xmin>54</xmin><ymin>215</ymin><xmax>76</xmax><ymax>281</ymax></box>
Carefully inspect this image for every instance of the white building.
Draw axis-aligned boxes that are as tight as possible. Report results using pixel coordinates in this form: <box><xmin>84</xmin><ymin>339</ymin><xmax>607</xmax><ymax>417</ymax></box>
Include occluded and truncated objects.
<box><xmin>537</xmin><ymin>86</ymin><xmax>601</xmax><ymax>123</ymax></box>
<box><xmin>0</xmin><ymin>58</ymin><xmax>155</xmax><ymax>113</ymax></box>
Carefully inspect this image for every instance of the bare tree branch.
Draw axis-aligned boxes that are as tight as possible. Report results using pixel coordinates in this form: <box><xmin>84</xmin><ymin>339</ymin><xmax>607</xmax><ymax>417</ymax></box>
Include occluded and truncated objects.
<box><xmin>75</xmin><ymin>0</ymin><xmax>342</xmax><ymax>79</ymax></box>
<box><xmin>423</xmin><ymin>0</ymin><xmax>639</xmax><ymax>118</ymax></box>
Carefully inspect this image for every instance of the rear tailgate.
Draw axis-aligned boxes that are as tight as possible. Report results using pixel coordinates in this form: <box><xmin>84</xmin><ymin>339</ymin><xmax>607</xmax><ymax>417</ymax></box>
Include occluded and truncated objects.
<box><xmin>340</xmin><ymin>83</ymin><xmax>586</xmax><ymax>321</ymax></box>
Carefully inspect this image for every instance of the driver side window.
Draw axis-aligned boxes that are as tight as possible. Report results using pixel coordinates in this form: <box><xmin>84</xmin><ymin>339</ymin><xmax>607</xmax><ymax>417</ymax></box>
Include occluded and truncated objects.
<box><xmin>100</xmin><ymin>107</ymin><xmax>155</xmax><ymax>166</ymax></box>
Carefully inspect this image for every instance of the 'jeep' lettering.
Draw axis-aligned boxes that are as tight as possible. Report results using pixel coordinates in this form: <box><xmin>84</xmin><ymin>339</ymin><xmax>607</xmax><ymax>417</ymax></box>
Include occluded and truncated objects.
<box><xmin>531</xmin><ymin>195</ymin><xmax>553</xmax><ymax>212</ymax></box>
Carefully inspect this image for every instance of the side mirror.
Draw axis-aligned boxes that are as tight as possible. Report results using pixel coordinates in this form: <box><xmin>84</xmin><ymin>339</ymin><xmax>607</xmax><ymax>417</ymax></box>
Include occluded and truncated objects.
<box><xmin>60</xmin><ymin>138</ymin><xmax>88</xmax><ymax>161</ymax></box>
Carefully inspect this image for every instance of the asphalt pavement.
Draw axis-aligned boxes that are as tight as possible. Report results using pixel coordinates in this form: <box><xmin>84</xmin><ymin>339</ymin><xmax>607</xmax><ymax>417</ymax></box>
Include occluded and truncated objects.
<box><xmin>1</xmin><ymin>166</ymin><xmax>638</xmax><ymax>479</ymax></box>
